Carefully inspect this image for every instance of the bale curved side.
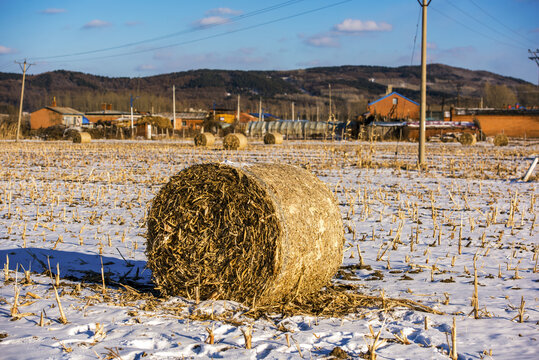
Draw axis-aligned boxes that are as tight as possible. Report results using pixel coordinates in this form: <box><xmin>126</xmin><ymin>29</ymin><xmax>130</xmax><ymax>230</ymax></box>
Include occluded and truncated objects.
<box><xmin>146</xmin><ymin>163</ymin><xmax>344</xmax><ymax>305</ymax></box>
<box><xmin>223</xmin><ymin>133</ymin><xmax>247</xmax><ymax>150</ymax></box>
<box><xmin>458</xmin><ymin>133</ymin><xmax>476</xmax><ymax>145</ymax></box>
<box><xmin>194</xmin><ymin>133</ymin><xmax>215</xmax><ymax>147</ymax></box>
<box><xmin>264</xmin><ymin>132</ymin><xmax>284</xmax><ymax>145</ymax></box>
<box><xmin>73</xmin><ymin>132</ymin><xmax>91</xmax><ymax>143</ymax></box>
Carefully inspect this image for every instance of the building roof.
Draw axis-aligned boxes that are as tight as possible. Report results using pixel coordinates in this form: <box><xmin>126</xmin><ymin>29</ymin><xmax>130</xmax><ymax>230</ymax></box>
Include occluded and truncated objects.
<box><xmin>368</xmin><ymin>92</ymin><xmax>419</xmax><ymax>107</ymax></box>
<box><xmin>45</xmin><ymin>106</ymin><xmax>84</xmax><ymax>115</ymax></box>
<box><xmin>176</xmin><ymin>112</ymin><xmax>207</xmax><ymax>120</ymax></box>
<box><xmin>85</xmin><ymin>109</ymin><xmax>131</xmax><ymax>116</ymax></box>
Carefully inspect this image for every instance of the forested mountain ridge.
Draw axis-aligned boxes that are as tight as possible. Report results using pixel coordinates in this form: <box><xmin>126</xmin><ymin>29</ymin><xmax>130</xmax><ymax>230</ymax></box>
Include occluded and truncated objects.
<box><xmin>0</xmin><ymin>64</ymin><xmax>535</xmax><ymax>120</ymax></box>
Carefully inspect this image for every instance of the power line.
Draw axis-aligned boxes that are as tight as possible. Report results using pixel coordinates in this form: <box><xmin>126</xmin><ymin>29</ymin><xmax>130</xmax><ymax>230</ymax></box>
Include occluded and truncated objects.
<box><xmin>430</xmin><ymin>6</ymin><xmax>525</xmax><ymax>50</ymax></box>
<box><xmin>31</xmin><ymin>0</ymin><xmax>307</xmax><ymax>61</ymax></box>
<box><xmin>469</xmin><ymin>0</ymin><xmax>538</xmax><ymax>47</ymax></box>
<box><xmin>410</xmin><ymin>7</ymin><xmax>421</xmax><ymax>65</ymax></box>
<box><xmin>445</xmin><ymin>0</ymin><xmax>532</xmax><ymax>49</ymax></box>
<box><xmin>37</xmin><ymin>0</ymin><xmax>352</xmax><ymax>65</ymax></box>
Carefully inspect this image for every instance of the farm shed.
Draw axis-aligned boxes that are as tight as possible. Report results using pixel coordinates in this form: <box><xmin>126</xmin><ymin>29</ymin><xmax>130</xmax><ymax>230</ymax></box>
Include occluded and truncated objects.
<box><xmin>30</xmin><ymin>106</ymin><xmax>84</xmax><ymax>130</ymax></box>
<box><xmin>366</xmin><ymin>92</ymin><xmax>420</xmax><ymax>120</ymax></box>
<box><xmin>85</xmin><ymin>104</ymin><xmax>135</xmax><ymax>123</ymax></box>
<box><xmin>174</xmin><ymin>112</ymin><xmax>207</xmax><ymax>130</ymax></box>
<box><xmin>449</xmin><ymin>108</ymin><xmax>539</xmax><ymax>138</ymax></box>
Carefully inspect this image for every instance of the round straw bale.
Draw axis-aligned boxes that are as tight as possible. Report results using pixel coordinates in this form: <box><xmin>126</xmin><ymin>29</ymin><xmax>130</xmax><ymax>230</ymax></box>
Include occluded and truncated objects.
<box><xmin>223</xmin><ymin>133</ymin><xmax>247</xmax><ymax>150</ymax></box>
<box><xmin>458</xmin><ymin>132</ymin><xmax>476</xmax><ymax>145</ymax></box>
<box><xmin>72</xmin><ymin>132</ymin><xmax>91</xmax><ymax>143</ymax></box>
<box><xmin>194</xmin><ymin>132</ymin><xmax>215</xmax><ymax>147</ymax></box>
<box><xmin>264</xmin><ymin>132</ymin><xmax>284</xmax><ymax>145</ymax></box>
<box><xmin>493</xmin><ymin>134</ymin><xmax>508</xmax><ymax>146</ymax></box>
<box><xmin>146</xmin><ymin>163</ymin><xmax>344</xmax><ymax>305</ymax></box>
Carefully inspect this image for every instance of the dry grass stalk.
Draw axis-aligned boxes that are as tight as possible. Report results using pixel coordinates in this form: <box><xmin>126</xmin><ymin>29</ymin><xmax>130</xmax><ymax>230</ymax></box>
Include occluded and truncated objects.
<box><xmin>4</xmin><ymin>254</ymin><xmax>9</xmax><ymax>282</ymax></box>
<box><xmin>366</xmin><ymin>324</ymin><xmax>386</xmax><ymax>360</ymax></box>
<box><xmin>10</xmin><ymin>286</ymin><xmax>20</xmax><ymax>317</ymax></box>
<box><xmin>146</xmin><ymin>163</ymin><xmax>344</xmax><ymax>305</ymax></box>
<box><xmin>100</xmin><ymin>256</ymin><xmax>106</xmax><ymax>295</ymax></box>
<box><xmin>511</xmin><ymin>296</ymin><xmax>527</xmax><ymax>323</ymax></box>
<box><xmin>38</xmin><ymin>309</ymin><xmax>44</xmax><ymax>327</ymax></box>
<box><xmin>205</xmin><ymin>324</ymin><xmax>215</xmax><ymax>344</ymax></box>
<box><xmin>450</xmin><ymin>318</ymin><xmax>457</xmax><ymax>360</ymax></box>
<box><xmin>55</xmin><ymin>263</ymin><xmax>60</xmax><ymax>287</ymax></box>
<box><xmin>53</xmin><ymin>286</ymin><xmax>68</xmax><ymax>324</ymax></box>
<box><xmin>241</xmin><ymin>325</ymin><xmax>253</xmax><ymax>349</ymax></box>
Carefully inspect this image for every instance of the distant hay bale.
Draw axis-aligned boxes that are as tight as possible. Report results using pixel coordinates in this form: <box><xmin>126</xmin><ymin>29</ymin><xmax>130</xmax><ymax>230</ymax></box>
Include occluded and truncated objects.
<box><xmin>72</xmin><ymin>132</ymin><xmax>91</xmax><ymax>143</ymax></box>
<box><xmin>223</xmin><ymin>133</ymin><xmax>247</xmax><ymax>150</ymax></box>
<box><xmin>493</xmin><ymin>134</ymin><xmax>508</xmax><ymax>146</ymax></box>
<box><xmin>146</xmin><ymin>163</ymin><xmax>344</xmax><ymax>305</ymax></box>
<box><xmin>458</xmin><ymin>133</ymin><xmax>476</xmax><ymax>145</ymax></box>
<box><xmin>264</xmin><ymin>132</ymin><xmax>284</xmax><ymax>145</ymax></box>
<box><xmin>194</xmin><ymin>132</ymin><xmax>215</xmax><ymax>147</ymax></box>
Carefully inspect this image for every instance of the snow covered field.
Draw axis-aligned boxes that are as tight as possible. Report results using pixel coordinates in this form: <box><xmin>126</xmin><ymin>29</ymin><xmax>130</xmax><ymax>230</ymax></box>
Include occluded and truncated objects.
<box><xmin>0</xmin><ymin>140</ymin><xmax>537</xmax><ymax>359</ymax></box>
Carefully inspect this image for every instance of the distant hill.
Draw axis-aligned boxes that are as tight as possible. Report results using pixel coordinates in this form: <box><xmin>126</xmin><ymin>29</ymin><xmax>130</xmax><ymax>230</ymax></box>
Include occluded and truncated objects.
<box><xmin>0</xmin><ymin>64</ymin><xmax>535</xmax><ymax>120</ymax></box>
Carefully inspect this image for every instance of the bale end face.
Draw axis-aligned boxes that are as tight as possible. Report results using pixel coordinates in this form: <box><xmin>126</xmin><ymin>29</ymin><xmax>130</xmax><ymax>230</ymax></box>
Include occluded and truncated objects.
<box><xmin>223</xmin><ymin>133</ymin><xmax>247</xmax><ymax>150</ymax></box>
<box><xmin>493</xmin><ymin>134</ymin><xmax>508</xmax><ymax>146</ymax></box>
<box><xmin>194</xmin><ymin>133</ymin><xmax>215</xmax><ymax>147</ymax></box>
<box><xmin>264</xmin><ymin>132</ymin><xmax>284</xmax><ymax>145</ymax></box>
<box><xmin>458</xmin><ymin>133</ymin><xmax>476</xmax><ymax>146</ymax></box>
<box><xmin>145</xmin><ymin>163</ymin><xmax>344</xmax><ymax>305</ymax></box>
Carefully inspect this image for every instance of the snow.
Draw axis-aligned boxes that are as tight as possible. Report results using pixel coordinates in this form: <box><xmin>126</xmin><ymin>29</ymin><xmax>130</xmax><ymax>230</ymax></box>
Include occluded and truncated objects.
<box><xmin>0</xmin><ymin>139</ymin><xmax>538</xmax><ymax>359</ymax></box>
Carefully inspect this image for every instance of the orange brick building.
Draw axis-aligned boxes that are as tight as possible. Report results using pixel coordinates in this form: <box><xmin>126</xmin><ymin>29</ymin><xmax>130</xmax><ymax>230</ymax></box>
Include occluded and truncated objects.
<box><xmin>30</xmin><ymin>106</ymin><xmax>84</xmax><ymax>130</ymax></box>
<box><xmin>450</xmin><ymin>108</ymin><xmax>539</xmax><ymax>138</ymax></box>
<box><xmin>367</xmin><ymin>92</ymin><xmax>420</xmax><ymax>120</ymax></box>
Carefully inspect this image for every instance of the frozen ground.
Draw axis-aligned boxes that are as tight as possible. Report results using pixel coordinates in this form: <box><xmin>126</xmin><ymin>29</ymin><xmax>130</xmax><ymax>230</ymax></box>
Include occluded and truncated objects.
<box><xmin>0</xmin><ymin>139</ymin><xmax>537</xmax><ymax>359</ymax></box>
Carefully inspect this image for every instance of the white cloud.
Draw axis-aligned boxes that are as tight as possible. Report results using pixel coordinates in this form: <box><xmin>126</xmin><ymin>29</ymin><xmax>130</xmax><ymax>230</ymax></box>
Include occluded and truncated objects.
<box><xmin>194</xmin><ymin>16</ymin><xmax>230</xmax><ymax>28</ymax></box>
<box><xmin>206</xmin><ymin>7</ymin><xmax>242</xmax><ymax>16</ymax></box>
<box><xmin>304</xmin><ymin>35</ymin><xmax>340</xmax><ymax>48</ymax></box>
<box><xmin>335</xmin><ymin>19</ymin><xmax>392</xmax><ymax>33</ymax></box>
<box><xmin>82</xmin><ymin>19</ymin><xmax>112</xmax><ymax>29</ymax></box>
<box><xmin>0</xmin><ymin>45</ymin><xmax>16</xmax><ymax>55</ymax></box>
<box><xmin>40</xmin><ymin>8</ymin><xmax>66</xmax><ymax>15</ymax></box>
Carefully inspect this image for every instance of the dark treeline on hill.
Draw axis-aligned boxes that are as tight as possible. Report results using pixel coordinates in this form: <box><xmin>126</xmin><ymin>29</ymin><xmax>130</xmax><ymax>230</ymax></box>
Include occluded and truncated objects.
<box><xmin>0</xmin><ymin>64</ymin><xmax>536</xmax><ymax>120</ymax></box>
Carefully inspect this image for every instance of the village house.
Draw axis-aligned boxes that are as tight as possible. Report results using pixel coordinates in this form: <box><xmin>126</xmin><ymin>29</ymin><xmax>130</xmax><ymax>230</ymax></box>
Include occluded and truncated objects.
<box><xmin>366</xmin><ymin>90</ymin><xmax>420</xmax><ymax>120</ymax></box>
<box><xmin>30</xmin><ymin>104</ymin><xmax>85</xmax><ymax>130</ymax></box>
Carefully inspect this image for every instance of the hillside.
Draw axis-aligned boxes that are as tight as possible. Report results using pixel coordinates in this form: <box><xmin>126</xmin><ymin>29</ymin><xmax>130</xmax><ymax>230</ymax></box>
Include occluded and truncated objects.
<box><xmin>0</xmin><ymin>64</ymin><xmax>535</xmax><ymax>120</ymax></box>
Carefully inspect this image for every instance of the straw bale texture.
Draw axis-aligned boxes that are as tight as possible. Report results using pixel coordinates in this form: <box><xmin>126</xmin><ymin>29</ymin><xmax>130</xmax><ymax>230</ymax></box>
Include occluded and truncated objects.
<box><xmin>223</xmin><ymin>133</ymin><xmax>247</xmax><ymax>150</ymax></box>
<box><xmin>458</xmin><ymin>133</ymin><xmax>476</xmax><ymax>145</ymax></box>
<box><xmin>194</xmin><ymin>133</ymin><xmax>215</xmax><ymax>147</ymax></box>
<box><xmin>72</xmin><ymin>132</ymin><xmax>91</xmax><ymax>143</ymax></box>
<box><xmin>493</xmin><ymin>134</ymin><xmax>508</xmax><ymax>146</ymax></box>
<box><xmin>146</xmin><ymin>163</ymin><xmax>344</xmax><ymax>305</ymax></box>
<box><xmin>264</xmin><ymin>132</ymin><xmax>284</xmax><ymax>145</ymax></box>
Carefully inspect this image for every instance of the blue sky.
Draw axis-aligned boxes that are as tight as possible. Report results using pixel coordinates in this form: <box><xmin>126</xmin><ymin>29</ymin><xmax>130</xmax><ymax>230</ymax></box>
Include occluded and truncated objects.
<box><xmin>0</xmin><ymin>0</ymin><xmax>538</xmax><ymax>83</ymax></box>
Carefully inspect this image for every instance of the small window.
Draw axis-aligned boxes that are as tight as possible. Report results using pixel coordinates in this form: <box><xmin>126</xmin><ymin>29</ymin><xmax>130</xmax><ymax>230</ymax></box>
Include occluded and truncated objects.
<box><xmin>392</xmin><ymin>98</ymin><xmax>398</xmax><ymax>105</ymax></box>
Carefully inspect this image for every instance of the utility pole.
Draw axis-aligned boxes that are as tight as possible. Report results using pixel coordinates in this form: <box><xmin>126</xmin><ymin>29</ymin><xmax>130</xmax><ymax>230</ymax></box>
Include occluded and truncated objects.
<box><xmin>172</xmin><ymin>85</ymin><xmax>176</xmax><ymax>135</ymax></box>
<box><xmin>291</xmin><ymin>101</ymin><xmax>295</xmax><ymax>120</ymax></box>
<box><xmin>529</xmin><ymin>49</ymin><xmax>539</xmax><ymax>86</ymax></box>
<box><xmin>15</xmin><ymin>59</ymin><xmax>33</xmax><ymax>142</ymax></box>
<box><xmin>259</xmin><ymin>97</ymin><xmax>262</xmax><ymax>122</ymax></box>
<box><xmin>236</xmin><ymin>94</ymin><xmax>241</xmax><ymax>122</ymax></box>
<box><xmin>130</xmin><ymin>94</ymin><xmax>139</xmax><ymax>138</ymax></box>
<box><xmin>417</xmin><ymin>0</ymin><xmax>431</xmax><ymax>166</ymax></box>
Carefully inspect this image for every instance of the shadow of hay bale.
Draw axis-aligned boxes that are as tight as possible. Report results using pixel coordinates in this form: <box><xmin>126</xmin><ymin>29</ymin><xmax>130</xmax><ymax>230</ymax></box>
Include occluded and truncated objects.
<box><xmin>146</xmin><ymin>163</ymin><xmax>344</xmax><ymax>305</ymax></box>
